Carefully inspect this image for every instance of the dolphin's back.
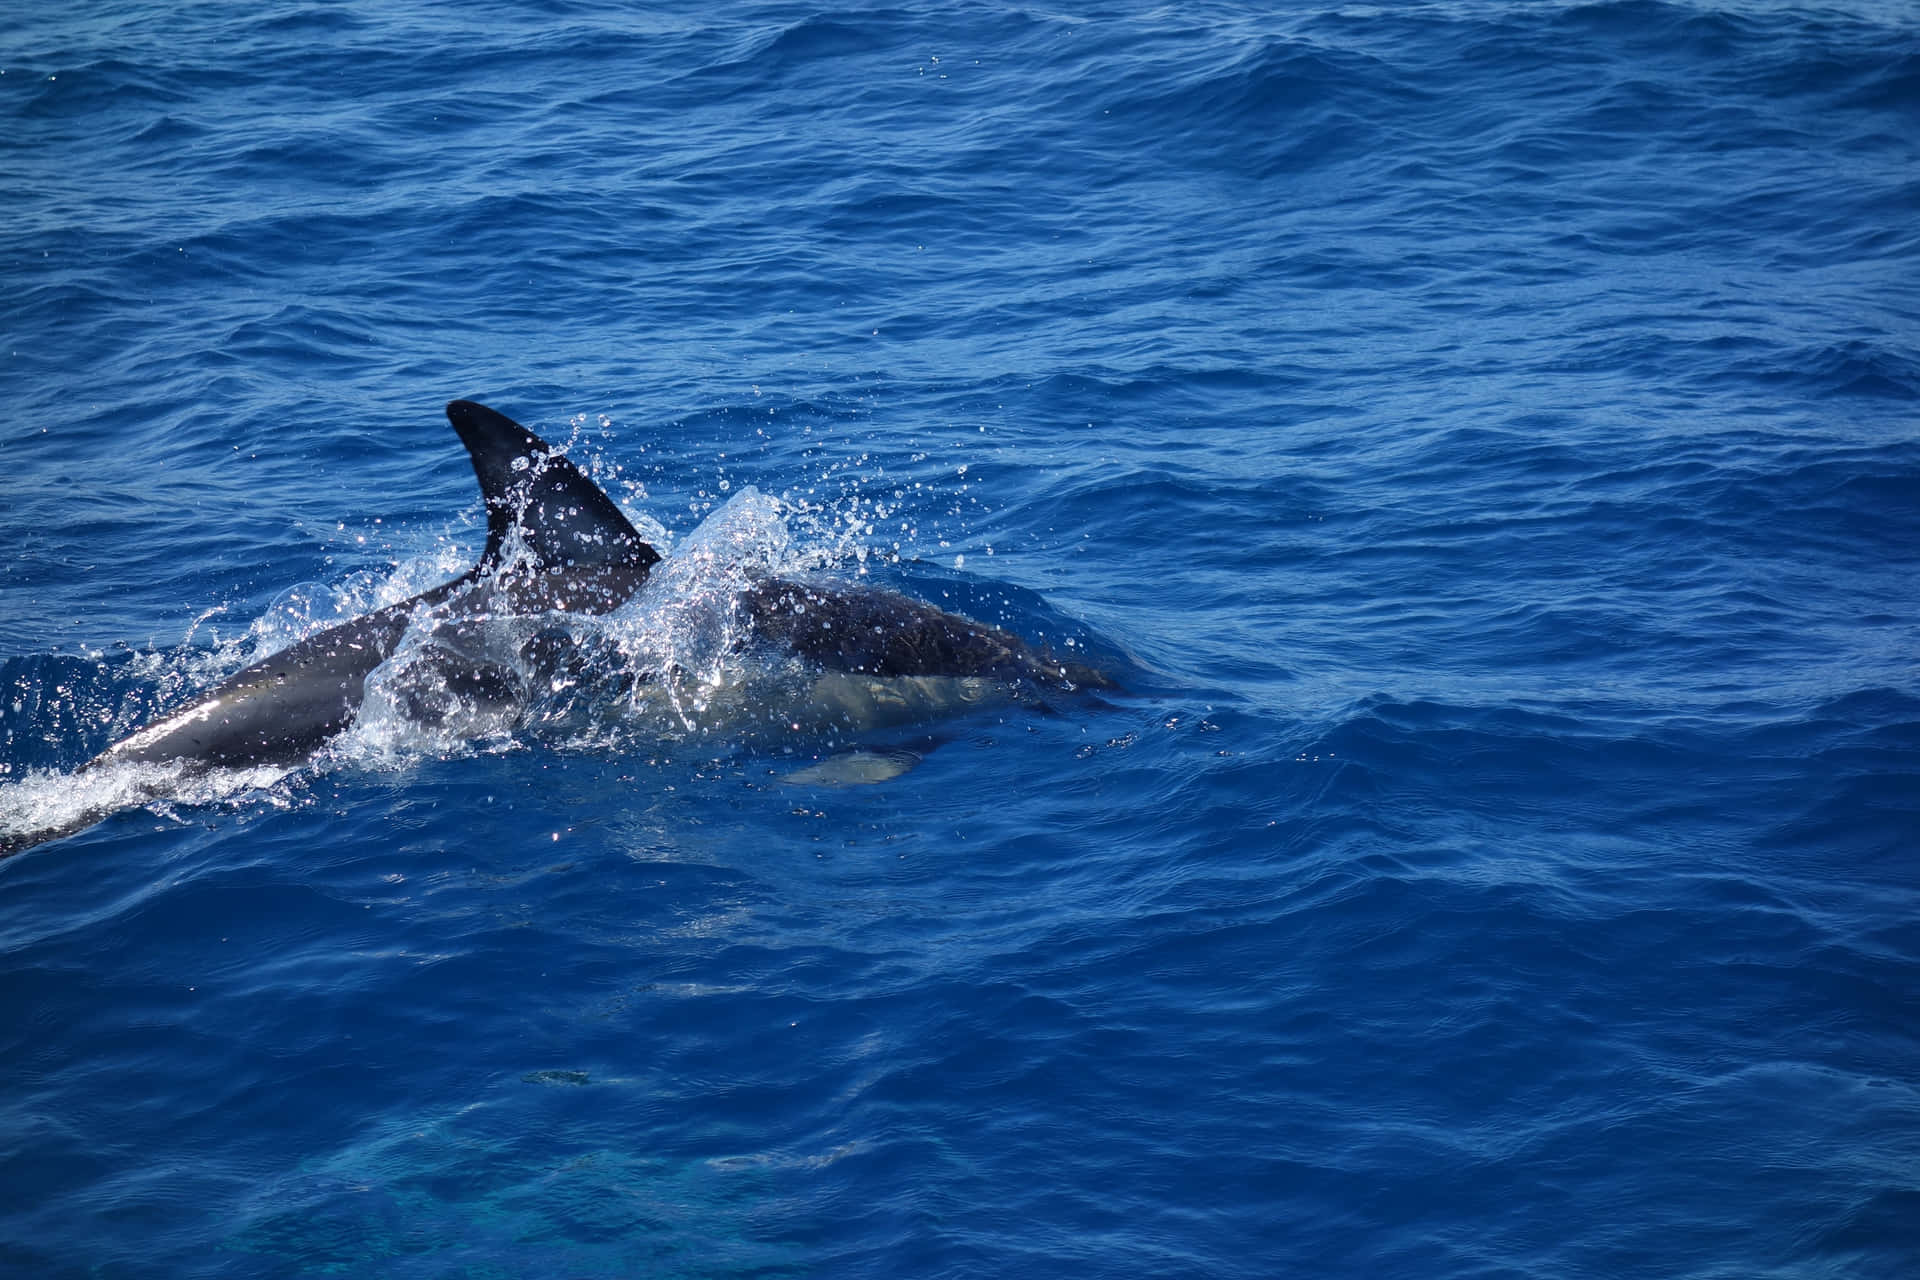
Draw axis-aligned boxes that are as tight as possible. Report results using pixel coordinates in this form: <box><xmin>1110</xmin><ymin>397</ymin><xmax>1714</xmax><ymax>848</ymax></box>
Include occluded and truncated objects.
<box><xmin>743</xmin><ymin>579</ymin><xmax>1113</xmax><ymax>690</ymax></box>
<box><xmin>93</xmin><ymin>601</ymin><xmax>420</xmax><ymax>769</ymax></box>
<box><xmin>88</xmin><ymin>402</ymin><xmax>667</xmax><ymax>775</ymax></box>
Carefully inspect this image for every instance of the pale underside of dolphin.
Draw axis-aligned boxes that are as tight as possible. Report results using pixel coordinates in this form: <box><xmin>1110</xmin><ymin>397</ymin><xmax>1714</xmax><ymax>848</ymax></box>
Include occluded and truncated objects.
<box><xmin>0</xmin><ymin>401</ymin><xmax>1109</xmax><ymax>856</ymax></box>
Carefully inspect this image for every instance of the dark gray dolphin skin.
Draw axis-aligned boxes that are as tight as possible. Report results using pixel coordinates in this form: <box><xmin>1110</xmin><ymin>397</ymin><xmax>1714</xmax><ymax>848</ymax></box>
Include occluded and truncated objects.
<box><xmin>93</xmin><ymin>400</ymin><xmax>661</xmax><ymax>770</ymax></box>
<box><xmin>0</xmin><ymin>400</ymin><xmax>1108</xmax><ymax>856</ymax></box>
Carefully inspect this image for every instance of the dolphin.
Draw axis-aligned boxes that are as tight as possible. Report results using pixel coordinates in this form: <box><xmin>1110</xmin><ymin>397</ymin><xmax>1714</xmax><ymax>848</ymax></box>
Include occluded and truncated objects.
<box><xmin>0</xmin><ymin>400</ymin><xmax>1108</xmax><ymax>855</ymax></box>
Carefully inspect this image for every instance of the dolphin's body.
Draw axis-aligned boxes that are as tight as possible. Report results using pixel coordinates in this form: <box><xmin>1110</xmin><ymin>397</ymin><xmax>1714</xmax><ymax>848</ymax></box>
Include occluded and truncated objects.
<box><xmin>0</xmin><ymin>401</ymin><xmax>1106</xmax><ymax>855</ymax></box>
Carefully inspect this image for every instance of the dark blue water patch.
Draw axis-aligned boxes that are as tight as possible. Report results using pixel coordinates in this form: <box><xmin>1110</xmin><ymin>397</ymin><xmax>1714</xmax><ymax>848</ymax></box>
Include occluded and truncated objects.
<box><xmin>1753</xmin><ymin>689</ymin><xmax>1920</xmax><ymax>866</ymax></box>
<box><xmin>1099</xmin><ymin>35</ymin><xmax>1415</xmax><ymax>180</ymax></box>
<box><xmin>0</xmin><ymin>653</ymin><xmax>161</xmax><ymax>770</ymax></box>
<box><xmin>687</xmin><ymin>11</ymin><xmax>912</xmax><ymax>95</ymax></box>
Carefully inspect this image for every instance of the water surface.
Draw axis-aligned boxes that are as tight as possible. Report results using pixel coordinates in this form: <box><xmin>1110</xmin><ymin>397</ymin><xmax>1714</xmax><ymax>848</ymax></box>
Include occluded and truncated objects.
<box><xmin>3</xmin><ymin>2</ymin><xmax>1917</xmax><ymax>1276</ymax></box>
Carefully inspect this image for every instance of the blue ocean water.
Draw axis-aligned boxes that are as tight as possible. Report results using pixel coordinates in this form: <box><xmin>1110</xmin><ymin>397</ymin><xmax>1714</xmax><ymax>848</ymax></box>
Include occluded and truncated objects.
<box><xmin>3</xmin><ymin>0</ymin><xmax>1918</xmax><ymax>1274</ymax></box>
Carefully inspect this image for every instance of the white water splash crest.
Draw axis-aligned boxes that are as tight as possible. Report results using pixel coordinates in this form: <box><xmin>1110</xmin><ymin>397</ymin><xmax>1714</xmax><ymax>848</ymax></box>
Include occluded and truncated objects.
<box><xmin>0</xmin><ymin>757</ymin><xmax>296</xmax><ymax>853</ymax></box>
<box><xmin>608</xmin><ymin>486</ymin><xmax>791</xmax><ymax>721</ymax></box>
<box><xmin>312</xmin><ymin>487</ymin><xmax>841</xmax><ymax>764</ymax></box>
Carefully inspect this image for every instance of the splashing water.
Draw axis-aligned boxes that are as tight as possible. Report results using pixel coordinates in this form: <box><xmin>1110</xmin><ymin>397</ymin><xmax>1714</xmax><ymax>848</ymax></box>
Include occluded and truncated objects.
<box><xmin>0</xmin><ymin>485</ymin><xmax>1079</xmax><ymax>851</ymax></box>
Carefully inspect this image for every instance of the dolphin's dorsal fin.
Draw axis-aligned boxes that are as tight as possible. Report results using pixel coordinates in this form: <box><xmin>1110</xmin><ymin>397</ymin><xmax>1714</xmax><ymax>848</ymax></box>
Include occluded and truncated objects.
<box><xmin>445</xmin><ymin>400</ymin><xmax>661</xmax><ymax>576</ymax></box>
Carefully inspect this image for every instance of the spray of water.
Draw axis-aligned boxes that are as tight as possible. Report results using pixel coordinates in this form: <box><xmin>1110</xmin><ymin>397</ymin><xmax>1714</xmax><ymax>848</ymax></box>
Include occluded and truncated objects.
<box><xmin>0</xmin><ymin>445</ymin><xmax>1045</xmax><ymax>851</ymax></box>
